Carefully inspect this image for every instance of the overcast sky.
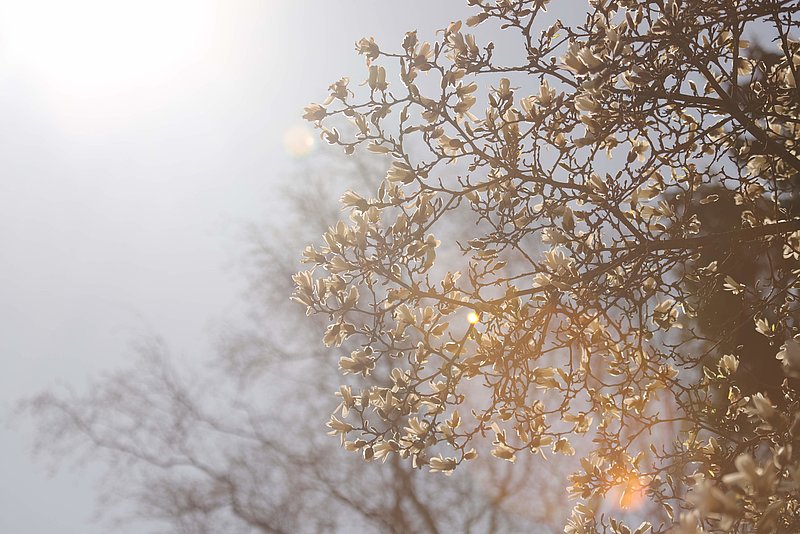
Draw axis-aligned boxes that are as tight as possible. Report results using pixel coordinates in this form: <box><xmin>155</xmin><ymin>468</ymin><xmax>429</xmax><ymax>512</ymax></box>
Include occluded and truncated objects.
<box><xmin>0</xmin><ymin>2</ymin><xmax>479</xmax><ymax>532</ymax></box>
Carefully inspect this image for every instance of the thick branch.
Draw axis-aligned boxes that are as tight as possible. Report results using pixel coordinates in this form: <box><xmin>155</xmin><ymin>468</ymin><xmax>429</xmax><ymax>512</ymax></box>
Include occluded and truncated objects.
<box><xmin>501</xmin><ymin>219</ymin><xmax>800</xmax><ymax>304</ymax></box>
<box><xmin>636</xmin><ymin>218</ymin><xmax>800</xmax><ymax>252</ymax></box>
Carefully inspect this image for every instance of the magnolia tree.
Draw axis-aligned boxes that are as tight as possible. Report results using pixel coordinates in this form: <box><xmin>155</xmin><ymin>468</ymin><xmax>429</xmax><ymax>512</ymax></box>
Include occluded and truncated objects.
<box><xmin>294</xmin><ymin>0</ymin><xmax>800</xmax><ymax>532</ymax></box>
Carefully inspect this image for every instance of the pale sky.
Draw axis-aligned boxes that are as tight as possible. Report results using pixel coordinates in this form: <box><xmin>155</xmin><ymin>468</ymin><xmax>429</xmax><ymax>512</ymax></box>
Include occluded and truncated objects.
<box><xmin>0</xmin><ymin>2</ymin><xmax>476</xmax><ymax>532</ymax></box>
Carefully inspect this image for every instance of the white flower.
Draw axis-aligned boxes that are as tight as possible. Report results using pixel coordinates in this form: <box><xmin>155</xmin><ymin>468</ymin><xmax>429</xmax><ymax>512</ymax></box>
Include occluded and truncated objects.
<box><xmin>776</xmin><ymin>338</ymin><xmax>800</xmax><ymax>378</ymax></box>
<box><xmin>302</xmin><ymin>103</ymin><xmax>327</xmax><ymax>122</ymax></box>
<box><xmin>326</xmin><ymin>415</ymin><xmax>353</xmax><ymax>445</ymax></box>
<box><xmin>755</xmin><ymin>317</ymin><xmax>773</xmax><ymax>337</ymax></box>
<box><xmin>372</xmin><ymin>440</ymin><xmax>398</xmax><ymax>462</ymax></box>
<box><xmin>339</xmin><ymin>347</ymin><xmax>375</xmax><ymax>376</ymax></box>
<box><xmin>783</xmin><ymin>230</ymin><xmax>800</xmax><ymax>260</ymax></box>
<box><xmin>386</xmin><ymin>161</ymin><xmax>415</xmax><ymax>184</ymax></box>
<box><xmin>554</xmin><ymin>438</ymin><xmax>575</xmax><ymax>456</ymax></box>
<box><xmin>750</xmin><ymin>392</ymin><xmax>776</xmax><ymax>421</ymax></box>
<box><xmin>653</xmin><ymin>299</ymin><xmax>679</xmax><ymax>329</ymax></box>
<box><xmin>574</xmin><ymin>94</ymin><xmax>601</xmax><ymax>113</ymax></box>
<box><xmin>428</xmin><ymin>455</ymin><xmax>457</xmax><ymax>474</ymax></box>
<box><xmin>718</xmin><ymin>354</ymin><xmax>739</xmax><ymax>375</ymax></box>
<box><xmin>630</xmin><ymin>137</ymin><xmax>650</xmax><ymax>162</ymax></box>
<box><xmin>688</xmin><ymin>479</ymin><xmax>739</xmax><ymax>524</ymax></box>
<box><xmin>722</xmin><ymin>454</ymin><xmax>777</xmax><ymax>496</ymax></box>
<box><xmin>722</xmin><ymin>275</ymin><xmax>744</xmax><ymax>295</ymax></box>
<box><xmin>491</xmin><ymin>442</ymin><xmax>516</xmax><ymax>462</ymax></box>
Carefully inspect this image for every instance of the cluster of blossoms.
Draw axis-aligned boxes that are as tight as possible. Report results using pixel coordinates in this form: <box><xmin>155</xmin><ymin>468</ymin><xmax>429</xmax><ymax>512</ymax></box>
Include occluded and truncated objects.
<box><xmin>295</xmin><ymin>1</ymin><xmax>800</xmax><ymax>531</ymax></box>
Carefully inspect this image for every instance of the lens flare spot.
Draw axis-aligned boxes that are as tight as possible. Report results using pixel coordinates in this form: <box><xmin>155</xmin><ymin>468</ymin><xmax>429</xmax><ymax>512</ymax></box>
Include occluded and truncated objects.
<box><xmin>284</xmin><ymin>124</ymin><xmax>315</xmax><ymax>157</ymax></box>
<box><xmin>467</xmin><ymin>311</ymin><xmax>480</xmax><ymax>325</ymax></box>
<box><xmin>608</xmin><ymin>475</ymin><xmax>648</xmax><ymax>511</ymax></box>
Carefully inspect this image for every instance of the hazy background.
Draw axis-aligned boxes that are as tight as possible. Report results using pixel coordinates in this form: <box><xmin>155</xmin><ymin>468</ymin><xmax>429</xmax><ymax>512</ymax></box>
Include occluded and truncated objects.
<box><xmin>0</xmin><ymin>2</ymin><xmax>472</xmax><ymax>532</ymax></box>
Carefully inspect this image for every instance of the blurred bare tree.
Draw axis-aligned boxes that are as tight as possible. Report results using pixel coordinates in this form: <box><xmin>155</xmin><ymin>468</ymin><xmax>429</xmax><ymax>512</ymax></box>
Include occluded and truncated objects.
<box><xmin>21</xmin><ymin>150</ymin><xmax>577</xmax><ymax>533</ymax></box>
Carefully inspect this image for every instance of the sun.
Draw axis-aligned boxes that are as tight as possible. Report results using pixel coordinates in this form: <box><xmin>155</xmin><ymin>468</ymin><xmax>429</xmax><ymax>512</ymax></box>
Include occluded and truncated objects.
<box><xmin>0</xmin><ymin>1</ymin><xmax>220</xmax><ymax>117</ymax></box>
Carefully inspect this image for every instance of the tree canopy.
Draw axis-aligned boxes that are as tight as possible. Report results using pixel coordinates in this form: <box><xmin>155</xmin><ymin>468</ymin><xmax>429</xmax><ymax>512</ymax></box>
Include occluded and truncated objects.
<box><xmin>295</xmin><ymin>1</ymin><xmax>800</xmax><ymax>531</ymax></box>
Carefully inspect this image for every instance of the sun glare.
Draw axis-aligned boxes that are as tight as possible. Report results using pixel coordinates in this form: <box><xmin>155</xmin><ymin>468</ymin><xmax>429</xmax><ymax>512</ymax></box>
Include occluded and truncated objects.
<box><xmin>467</xmin><ymin>311</ymin><xmax>480</xmax><ymax>325</ymax></box>
<box><xmin>0</xmin><ymin>1</ymin><xmax>220</xmax><ymax>118</ymax></box>
<box><xmin>608</xmin><ymin>475</ymin><xmax>648</xmax><ymax>511</ymax></box>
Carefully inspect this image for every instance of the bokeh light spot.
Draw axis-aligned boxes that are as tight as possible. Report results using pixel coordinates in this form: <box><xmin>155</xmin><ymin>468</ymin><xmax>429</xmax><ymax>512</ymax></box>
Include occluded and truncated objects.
<box><xmin>283</xmin><ymin>124</ymin><xmax>315</xmax><ymax>157</ymax></box>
